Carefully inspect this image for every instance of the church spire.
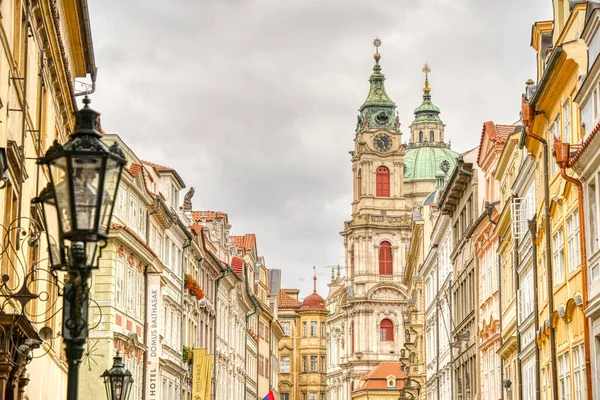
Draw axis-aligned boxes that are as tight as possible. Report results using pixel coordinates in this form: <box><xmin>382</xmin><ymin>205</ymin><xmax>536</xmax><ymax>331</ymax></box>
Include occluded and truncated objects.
<box><xmin>411</xmin><ymin>63</ymin><xmax>442</xmax><ymax>126</ymax></box>
<box><xmin>357</xmin><ymin>38</ymin><xmax>397</xmax><ymax>132</ymax></box>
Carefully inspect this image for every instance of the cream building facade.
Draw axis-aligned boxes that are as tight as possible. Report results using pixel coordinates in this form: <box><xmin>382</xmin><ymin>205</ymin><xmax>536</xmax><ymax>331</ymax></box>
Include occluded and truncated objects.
<box><xmin>0</xmin><ymin>0</ymin><xmax>96</xmax><ymax>398</ymax></box>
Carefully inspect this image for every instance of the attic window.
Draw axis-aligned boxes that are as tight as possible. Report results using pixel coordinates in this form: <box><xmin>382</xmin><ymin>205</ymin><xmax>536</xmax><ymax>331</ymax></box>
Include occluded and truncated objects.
<box><xmin>386</xmin><ymin>375</ymin><xmax>395</xmax><ymax>388</ymax></box>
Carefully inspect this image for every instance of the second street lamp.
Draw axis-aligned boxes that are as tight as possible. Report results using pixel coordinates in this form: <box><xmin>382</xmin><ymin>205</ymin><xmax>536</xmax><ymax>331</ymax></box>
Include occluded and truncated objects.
<box><xmin>101</xmin><ymin>353</ymin><xmax>134</xmax><ymax>400</ymax></box>
<box><xmin>37</xmin><ymin>97</ymin><xmax>127</xmax><ymax>400</ymax></box>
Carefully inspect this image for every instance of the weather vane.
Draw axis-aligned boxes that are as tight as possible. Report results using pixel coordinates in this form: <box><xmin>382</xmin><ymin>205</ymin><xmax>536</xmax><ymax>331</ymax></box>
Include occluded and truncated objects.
<box><xmin>373</xmin><ymin>37</ymin><xmax>382</xmax><ymax>53</ymax></box>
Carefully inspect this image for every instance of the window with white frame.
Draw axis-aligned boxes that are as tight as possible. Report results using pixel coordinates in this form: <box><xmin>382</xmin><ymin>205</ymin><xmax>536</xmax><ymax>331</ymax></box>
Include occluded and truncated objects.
<box><xmin>588</xmin><ymin>177</ymin><xmax>599</xmax><ymax>254</ymax></box>
<box><xmin>310</xmin><ymin>321</ymin><xmax>318</xmax><ymax>337</ymax></box>
<box><xmin>128</xmin><ymin>195</ymin><xmax>138</xmax><ymax>230</ymax></box>
<box><xmin>136</xmin><ymin>273</ymin><xmax>144</xmax><ymax>319</ymax></box>
<box><xmin>280</xmin><ymin>356</ymin><xmax>290</xmax><ymax>373</ymax></box>
<box><xmin>425</xmin><ymin>278</ymin><xmax>433</xmax><ymax>307</ymax></box>
<box><xmin>310</xmin><ymin>355</ymin><xmax>317</xmax><ymax>372</ymax></box>
<box><xmin>559</xmin><ymin>352</ymin><xmax>571</xmax><ymax>400</ymax></box>
<box><xmin>563</xmin><ymin>99</ymin><xmax>571</xmax><ymax>143</ymax></box>
<box><xmin>116</xmin><ymin>186</ymin><xmax>127</xmax><ymax>219</ymax></box>
<box><xmin>567</xmin><ymin>210</ymin><xmax>581</xmax><ymax>273</ymax></box>
<box><xmin>281</xmin><ymin>321</ymin><xmax>290</xmax><ymax>336</ymax></box>
<box><xmin>519</xmin><ymin>269</ymin><xmax>534</xmax><ymax>323</ymax></box>
<box><xmin>522</xmin><ymin>357</ymin><xmax>536</xmax><ymax>400</ymax></box>
<box><xmin>127</xmin><ymin>268</ymin><xmax>135</xmax><ymax>312</ymax></box>
<box><xmin>573</xmin><ymin>344</ymin><xmax>586</xmax><ymax>400</ymax></box>
<box><xmin>116</xmin><ymin>259</ymin><xmax>125</xmax><ymax>308</ymax></box>
<box><xmin>594</xmin><ymin>86</ymin><xmax>599</xmax><ymax>120</ymax></box>
<box><xmin>550</xmin><ymin>119</ymin><xmax>559</xmax><ymax>178</ymax></box>
<box><xmin>553</xmin><ymin>229</ymin><xmax>565</xmax><ymax>286</ymax></box>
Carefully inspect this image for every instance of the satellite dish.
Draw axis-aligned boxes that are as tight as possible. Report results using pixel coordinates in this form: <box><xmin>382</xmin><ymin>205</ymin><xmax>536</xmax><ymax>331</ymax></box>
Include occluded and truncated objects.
<box><xmin>39</xmin><ymin>326</ymin><xmax>52</xmax><ymax>341</ymax></box>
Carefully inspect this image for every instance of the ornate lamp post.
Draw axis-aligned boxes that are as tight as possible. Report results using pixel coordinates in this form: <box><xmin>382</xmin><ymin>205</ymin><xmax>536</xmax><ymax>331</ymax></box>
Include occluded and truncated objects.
<box><xmin>101</xmin><ymin>354</ymin><xmax>133</xmax><ymax>400</ymax></box>
<box><xmin>37</xmin><ymin>97</ymin><xmax>126</xmax><ymax>400</ymax></box>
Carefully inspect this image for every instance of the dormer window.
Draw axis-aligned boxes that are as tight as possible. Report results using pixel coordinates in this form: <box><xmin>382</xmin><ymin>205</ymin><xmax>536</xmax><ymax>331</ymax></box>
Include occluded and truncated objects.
<box><xmin>171</xmin><ymin>184</ymin><xmax>178</xmax><ymax>209</ymax></box>
<box><xmin>386</xmin><ymin>374</ymin><xmax>396</xmax><ymax>388</ymax></box>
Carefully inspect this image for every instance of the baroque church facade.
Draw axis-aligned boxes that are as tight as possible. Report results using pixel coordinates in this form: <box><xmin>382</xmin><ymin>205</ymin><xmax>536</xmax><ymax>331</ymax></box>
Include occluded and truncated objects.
<box><xmin>326</xmin><ymin>43</ymin><xmax>459</xmax><ymax>400</ymax></box>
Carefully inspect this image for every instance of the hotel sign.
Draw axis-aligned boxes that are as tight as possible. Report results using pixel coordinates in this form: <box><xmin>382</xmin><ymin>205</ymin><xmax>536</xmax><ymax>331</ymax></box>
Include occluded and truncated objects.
<box><xmin>146</xmin><ymin>273</ymin><xmax>161</xmax><ymax>400</ymax></box>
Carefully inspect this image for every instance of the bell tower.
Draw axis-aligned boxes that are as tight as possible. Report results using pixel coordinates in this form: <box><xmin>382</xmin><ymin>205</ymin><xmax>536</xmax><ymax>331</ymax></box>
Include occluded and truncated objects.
<box><xmin>351</xmin><ymin>38</ymin><xmax>407</xmax><ymax>216</ymax></box>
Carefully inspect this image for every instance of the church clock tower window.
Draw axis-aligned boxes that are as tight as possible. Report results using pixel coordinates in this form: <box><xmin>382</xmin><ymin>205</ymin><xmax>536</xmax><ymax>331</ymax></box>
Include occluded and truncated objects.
<box><xmin>379</xmin><ymin>319</ymin><xmax>394</xmax><ymax>341</ymax></box>
<box><xmin>379</xmin><ymin>241</ymin><xmax>393</xmax><ymax>275</ymax></box>
<box><xmin>376</xmin><ymin>166</ymin><xmax>390</xmax><ymax>197</ymax></box>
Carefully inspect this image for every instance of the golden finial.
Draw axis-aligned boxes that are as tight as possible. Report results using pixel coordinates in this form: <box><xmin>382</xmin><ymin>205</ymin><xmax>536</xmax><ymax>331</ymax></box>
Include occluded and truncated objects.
<box><xmin>313</xmin><ymin>266</ymin><xmax>317</xmax><ymax>293</ymax></box>
<box><xmin>337</xmin><ymin>265</ymin><xmax>341</xmax><ymax>279</ymax></box>
<box><xmin>422</xmin><ymin>63</ymin><xmax>431</xmax><ymax>94</ymax></box>
<box><xmin>373</xmin><ymin>37</ymin><xmax>382</xmax><ymax>61</ymax></box>
<box><xmin>331</xmin><ymin>267</ymin><xmax>335</xmax><ymax>282</ymax></box>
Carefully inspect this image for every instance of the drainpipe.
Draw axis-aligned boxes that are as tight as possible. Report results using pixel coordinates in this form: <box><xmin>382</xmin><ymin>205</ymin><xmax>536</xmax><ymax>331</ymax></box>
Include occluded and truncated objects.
<box><xmin>528</xmin><ymin>219</ymin><xmax>541</xmax><ymax>400</ymax></box>
<box><xmin>520</xmin><ymin>127</ymin><xmax>557</xmax><ymax>398</ymax></box>
<box><xmin>212</xmin><ymin>260</ymin><xmax>228</xmax><ymax>400</ymax></box>
<box><xmin>554</xmin><ymin>140</ymin><xmax>593</xmax><ymax>400</ymax></box>
<box><xmin>497</xmin><ymin>234</ymin><xmax>504</xmax><ymax>400</ymax></box>
<box><xmin>513</xmin><ymin>232</ymin><xmax>522</xmax><ymax>400</ymax></box>
<box><xmin>245</xmin><ymin>302</ymin><xmax>258</xmax><ymax>400</ymax></box>
<box><xmin>180</xmin><ymin>237</ymin><xmax>192</xmax><ymax>400</ymax></box>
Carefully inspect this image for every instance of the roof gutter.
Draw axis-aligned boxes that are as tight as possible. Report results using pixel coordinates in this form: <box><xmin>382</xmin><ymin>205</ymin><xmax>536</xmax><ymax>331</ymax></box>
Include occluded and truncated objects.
<box><xmin>530</xmin><ymin>46</ymin><xmax>564</xmax><ymax>107</ymax></box>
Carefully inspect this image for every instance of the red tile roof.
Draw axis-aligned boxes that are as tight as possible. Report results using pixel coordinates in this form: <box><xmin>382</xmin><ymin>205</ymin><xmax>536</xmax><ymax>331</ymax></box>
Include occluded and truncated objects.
<box><xmin>142</xmin><ymin>160</ymin><xmax>174</xmax><ymax>172</ymax></box>
<box><xmin>353</xmin><ymin>362</ymin><xmax>406</xmax><ymax>392</ymax></box>
<box><xmin>191</xmin><ymin>211</ymin><xmax>228</xmax><ymax>222</ymax></box>
<box><xmin>231</xmin><ymin>256</ymin><xmax>244</xmax><ymax>277</ymax></box>
<box><xmin>298</xmin><ymin>292</ymin><xmax>327</xmax><ymax>312</ymax></box>
<box><xmin>279</xmin><ymin>290</ymin><xmax>302</xmax><ymax>309</ymax></box>
<box><xmin>477</xmin><ymin>121</ymin><xmax>516</xmax><ymax>165</ymax></box>
<box><xmin>231</xmin><ymin>234</ymin><xmax>257</xmax><ymax>252</ymax></box>
<box><xmin>569</xmin><ymin>119</ymin><xmax>600</xmax><ymax>167</ymax></box>
<box><xmin>127</xmin><ymin>163</ymin><xmax>143</xmax><ymax>178</ymax></box>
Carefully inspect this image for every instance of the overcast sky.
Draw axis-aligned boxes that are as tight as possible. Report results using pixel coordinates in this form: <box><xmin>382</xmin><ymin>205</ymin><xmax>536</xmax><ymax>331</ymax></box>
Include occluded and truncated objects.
<box><xmin>88</xmin><ymin>0</ymin><xmax>553</xmax><ymax>300</ymax></box>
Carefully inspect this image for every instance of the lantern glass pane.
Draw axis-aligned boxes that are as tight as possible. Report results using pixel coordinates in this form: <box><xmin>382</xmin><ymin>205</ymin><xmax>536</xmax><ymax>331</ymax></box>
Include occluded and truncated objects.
<box><xmin>99</xmin><ymin>157</ymin><xmax>122</xmax><ymax>236</ymax></box>
<box><xmin>51</xmin><ymin>158</ymin><xmax>72</xmax><ymax>234</ymax></box>
<box><xmin>70</xmin><ymin>155</ymin><xmax>102</xmax><ymax>232</ymax></box>
<box><xmin>41</xmin><ymin>197</ymin><xmax>64</xmax><ymax>268</ymax></box>
<box><xmin>103</xmin><ymin>377</ymin><xmax>111</xmax><ymax>400</ymax></box>
<box><xmin>114</xmin><ymin>375</ymin><xmax>124</xmax><ymax>399</ymax></box>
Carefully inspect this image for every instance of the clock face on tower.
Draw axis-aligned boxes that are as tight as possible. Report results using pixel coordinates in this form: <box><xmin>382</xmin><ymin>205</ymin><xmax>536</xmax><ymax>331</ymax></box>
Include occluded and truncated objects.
<box><xmin>373</xmin><ymin>132</ymin><xmax>392</xmax><ymax>152</ymax></box>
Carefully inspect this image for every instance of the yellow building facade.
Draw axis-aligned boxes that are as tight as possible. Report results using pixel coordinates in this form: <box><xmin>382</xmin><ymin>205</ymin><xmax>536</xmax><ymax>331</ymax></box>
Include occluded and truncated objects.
<box><xmin>278</xmin><ymin>277</ymin><xmax>328</xmax><ymax>400</ymax></box>
<box><xmin>0</xmin><ymin>0</ymin><xmax>96</xmax><ymax>399</ymax></box>
<box><xmin>524</xmin><ymin>2</ymin><xmax>591</xmax><ymax>398</ymax></box>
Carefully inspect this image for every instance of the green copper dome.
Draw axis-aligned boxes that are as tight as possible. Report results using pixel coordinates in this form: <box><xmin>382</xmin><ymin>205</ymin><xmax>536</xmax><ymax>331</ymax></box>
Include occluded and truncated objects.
<box><xmin>356</xmin><ymin>48</ymin><xmax>398</xmax><ymax>132</ymax></box>
<box><xmin>403</xmin><ymin>146</ymin><xmax>459</xmax><ymax>182</ymax></box>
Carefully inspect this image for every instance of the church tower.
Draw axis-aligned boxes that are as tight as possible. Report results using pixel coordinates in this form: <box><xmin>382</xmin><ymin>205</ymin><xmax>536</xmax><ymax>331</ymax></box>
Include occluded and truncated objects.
<box><xmin>403</xmin><ymin>65</ymin><xmax>459</xmax><ymax>208</ymax></box>
<box><xmin>327</xmin><ymin>39</ymin><xmax>411</xmax><ymax>400</ymax></box>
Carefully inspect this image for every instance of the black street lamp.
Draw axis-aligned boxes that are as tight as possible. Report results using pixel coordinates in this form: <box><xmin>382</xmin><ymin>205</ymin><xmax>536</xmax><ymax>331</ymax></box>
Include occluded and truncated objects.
<box><xmin>101</xmin><ymin>354</ymin><xmax>133</xmax><ymax>400</ymax></box>
<box><xmin>37</xmin><ymin>97</ymin><xmax>126</xmax><ymax>400</ymax></box>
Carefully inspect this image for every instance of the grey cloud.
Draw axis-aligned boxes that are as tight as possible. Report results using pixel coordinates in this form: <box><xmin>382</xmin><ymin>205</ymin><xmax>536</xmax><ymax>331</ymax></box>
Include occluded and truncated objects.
<box><xmin>88</xmin><ymin>0</ymin><xmax>552</xmax><ymax>299</ymax></box>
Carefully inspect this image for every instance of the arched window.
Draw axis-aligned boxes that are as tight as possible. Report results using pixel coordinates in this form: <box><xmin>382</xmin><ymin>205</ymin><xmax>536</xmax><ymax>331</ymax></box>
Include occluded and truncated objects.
<box><xmin>379</xmin><ymin>241</ymin><xmax>393</xmax><ymax>275</ymax></box>
<box><xmin>350</xmin><ymin>321</ymin><xmax>355</xmax><ymax>354</ymax></box>
<box><xmin>380</xmin><ymin>319</ymin><xmax>394</xmax><ymax>341</ymax></box>
<box><xmin>357</xmin><ymin>169</ymin><xmax>362</xmax><ymax>197</ymax></box>
<box><xmin>430</xmin><ymin>130</ymin><xmax>435</xmax><ymax>142</ymax></box>
<box><xmin>419</xmin><ymin>131</ymin><xmax>423</xmax><ymax>142</ymax></box>
<box><xmin>376</xmin><ymin>166</ymin><xmax>390</xmax><ymax>197</ymax></box>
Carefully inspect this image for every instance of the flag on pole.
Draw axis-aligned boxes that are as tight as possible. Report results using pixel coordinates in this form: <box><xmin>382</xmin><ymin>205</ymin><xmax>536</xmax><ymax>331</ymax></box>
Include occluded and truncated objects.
<box><xmin>262</xmin><ymin>390</ymin><xmax>275</xmax><ymax>400</ymax></box>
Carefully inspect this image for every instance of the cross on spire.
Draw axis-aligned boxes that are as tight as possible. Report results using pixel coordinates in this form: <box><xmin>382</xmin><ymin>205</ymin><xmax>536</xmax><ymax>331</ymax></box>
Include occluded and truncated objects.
<box><xmin>373</xmin><ymin>37</ymin><xmax>382</xmax><ymax>53</ymax></box>
<box><xmin>422</xmin><ymin>63</ymin><xmax>431</xmax><ymax>94</ymax></box>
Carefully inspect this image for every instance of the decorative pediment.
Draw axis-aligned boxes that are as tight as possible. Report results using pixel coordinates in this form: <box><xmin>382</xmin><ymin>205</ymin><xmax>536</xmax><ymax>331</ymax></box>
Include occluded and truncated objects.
<box><xmin>367</xmin><ymin>284</ymin><xmax>409</xmax><ymax>301</ymax></box>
